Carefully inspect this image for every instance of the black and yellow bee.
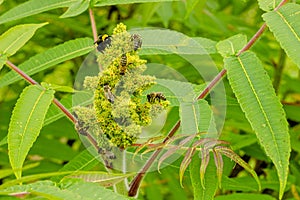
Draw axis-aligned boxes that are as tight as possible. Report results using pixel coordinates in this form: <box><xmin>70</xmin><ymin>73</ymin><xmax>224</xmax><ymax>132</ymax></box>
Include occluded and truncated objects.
<box><xmin>120</xmin><ymin>53</ymin><xmax>127</xmax><ymax>75</ymax></box>
<box><xmin>103</xmin><ymin>85</ymin><xmax>115</xmax><ymax>103</ymax></box>
<box><xmin>147</xmin><ymin>92</ymin><xmax>166</xmax><ymax>103</ymax></box>
<box><xmin>94</xmin><ymin>34</ymin><xmax>112</xmax><ymax>53</ymax></box>
<box><xmin>130</xmin><ymin>34</ymin><xmax>142</xmax><ymax>51</ymax></box>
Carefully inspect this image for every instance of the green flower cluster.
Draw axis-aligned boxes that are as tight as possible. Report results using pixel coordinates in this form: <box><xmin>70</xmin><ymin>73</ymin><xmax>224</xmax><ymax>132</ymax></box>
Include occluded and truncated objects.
<box><xmin>79</xmin><ymin>23</ymin><xmax>169</xmax><ymax>149</ymax></box>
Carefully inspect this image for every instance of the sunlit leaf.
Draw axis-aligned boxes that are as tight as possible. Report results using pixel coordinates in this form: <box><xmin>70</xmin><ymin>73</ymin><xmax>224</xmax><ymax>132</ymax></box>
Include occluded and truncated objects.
<box><xmin>0</xmin><ymin>23</ymin><xmax>47</xmax><ymax>56</ymax></box>
<box><xmin>60</xmin><ymin>0</ymin><xmax>89</xmax><ymax>18</ymax></box>
<box><xmin>0</xmin><ymin>38</ymin><xmax>94</xmax><ymax>87</ymax></box>
<box><xmin>224</xmin><ymin>51</ymin><xmax>289</xmax><ymax>198</ymax></box>
<box><xmin>263</xmin><ymin>3</ymin><xmax>300</xmax><ymax>68</ymax></box>
<box><xmin>8</xmin><ymin>85</ymin><xmax>55</xmax><ymax>179</ymax></box>
<box><xmin>0</xmin><ymin>0</ymin><xmax>77</xmax><ymax>24</ymax></box>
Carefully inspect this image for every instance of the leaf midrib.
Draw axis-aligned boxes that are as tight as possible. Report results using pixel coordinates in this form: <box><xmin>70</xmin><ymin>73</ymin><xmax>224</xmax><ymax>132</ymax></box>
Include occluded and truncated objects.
<box><xmin>237</xmin><ymin>56</ymin><xmax>282</xmax><ymax>167</ymax></box>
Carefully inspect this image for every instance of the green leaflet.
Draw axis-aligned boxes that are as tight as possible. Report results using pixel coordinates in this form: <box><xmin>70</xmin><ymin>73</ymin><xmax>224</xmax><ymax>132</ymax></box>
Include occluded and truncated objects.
<box><xmin>95</xmin><ymin>0</ymin><xmax>178</xmax><ymax>6</ymax></box>
<box><xmin>0</xmin><ymin>38</ymin><xmax>94</xmax><ymax>87</ymax></box>
<box><xmin>189</xmin><ymin>154</ymin><xmax>218</xmax><ymax>200</ymax></box>
<box><xmin>0</xmin><ymin>23</ymin><xmax>47</xmax><ymax>57</ymax></box>
<box><xmin>263</xmin><ymin>3</ymin><xmax>300</xmax><ymax>69</ymax></box>
<box><xmin>8</xmin><ymin>85</ymin><xmax>55</xmax><ymax>179</ymax></box>
<box><xmin>60</xmin><ymin>0</ymin><xmax>89</xmax><ymax>18</ymax></box>
<box><xmin>216</xmin><ymin>34</ymin><xmax>247</xmax><ymax>57</ymax></box>
<box><xmin>0</xmin><ymin>0</ymin><xmax>77</xmax><ymax>24</ymax></box>
<box><xmin>224</xmin><ymin>51</ymin><xmax>290</xmax><ymax>200</ymax></box>
<box><xmin>257</xmin><ymin>0</ymin><xmax>282</xmax><ymax>11</ymax></box>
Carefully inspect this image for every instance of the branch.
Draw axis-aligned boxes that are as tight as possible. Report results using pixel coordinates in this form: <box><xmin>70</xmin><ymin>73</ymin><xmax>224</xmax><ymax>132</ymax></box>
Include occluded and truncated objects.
<box><xmin>128</xmin><ymin>0</ymin><xmax>289</xmax><ymax>196</ymax></box>
<box><xmin>5</xmin><ymin>60</ymin><xmax>99</xmax><ymax>151</ymax></box>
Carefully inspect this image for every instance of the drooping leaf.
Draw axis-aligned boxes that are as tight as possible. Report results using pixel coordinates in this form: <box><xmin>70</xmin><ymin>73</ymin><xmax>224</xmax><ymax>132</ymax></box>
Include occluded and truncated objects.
<box><xmin>69</xmin><ymin>171</ymin><xmax>134</xmax><ymax>187</ymax></box>
<box><xmin>190</xmin><ymin>154</ymin><xmax>218</xmax><ymax>200</ymax></box>
<box><xmin>263</xmin><ymin>3</ymin><xmax>300</xmax><ymax>69</ymax></box>
<box><xmin>224</xmin><ymin>51</ymin><xmax>289</xmax><ymax>198</ymax></box>
<box><xmin>212</xmin><ymin>149</ymin><xmax>223</xmax><ymax>187</ymax></box>
<box><xmin>0</xmin><ymin>38</ymin><xmax>94</xmax><ymax>87</ymax></box>
<box><xmin>8</xmin><ymin>85</ymin><xmax>55</xmax><ymax>179</ymax></box>
<box><xmin>216</xmin><ymin>34</ymin><xmax>247</xmax><ymax>57</ymax></box>
<box><xmin>179</xmin><ymin>147</ymin><xmax>196</xmax><ymax>187</ymax></box>
<box><xmin>199</xmin><ymin>147</ymin><xmax>210</xmax><ymax>189</ymax></box>
<box><xmin>257</xmin><ymin>0</ymin><xmax>282</xmax><ymax>11</ymax></box>
<box><xmin>60</xmin><ymin>0</ymin><xmax>89</xmax><ymax>18</ymax></box>
<box><xmin>95</xmin><ymin>0</ymin><xmax>178</xmax><ymax>6</ymax></box>
<box><xmin>0</xmin><ymin>23</ymin><xmax>47</xmax><ymax>56</ymax></box>
<box><xmin>0</xmin><ymin>0</ymin><xmax>77</xmax><ymax>24</ymax></box>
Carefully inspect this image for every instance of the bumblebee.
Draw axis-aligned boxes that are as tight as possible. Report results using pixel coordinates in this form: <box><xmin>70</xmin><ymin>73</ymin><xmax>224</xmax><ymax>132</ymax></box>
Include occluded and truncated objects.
<box><xmin>130</xmin><ymin>34</ymin><xmax>142</xmax><ymax>51</ymax></box>
<box><xmin>94</xmin><ymin>34</ymin><xmax>112</xmax><ymax>53</ymax></box>
<box><xmin>103</xmin><ymin>85</ymin><xmax>115</xmax><ymax>103</ymax></box>
<box><xmin>147</xmin><ymin>92</ymin><xmax>166</xmax><ymax>103</ymax></box>
<box><xmin>120</xmin><ymin>53</ymin><xmax>127</xmax><ymax>75</ymax></box>
<box><xmin>73</xmin><ymin>112</ymin><xmax>89</xmax><ymax>136</ymax></box>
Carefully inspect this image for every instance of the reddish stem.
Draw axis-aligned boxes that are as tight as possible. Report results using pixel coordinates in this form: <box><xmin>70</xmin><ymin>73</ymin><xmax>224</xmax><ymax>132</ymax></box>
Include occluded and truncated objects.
<box><xmin>89</xmin><ymin>8</ymin><xmax>98</xmax><ymax>42</ymax></box>
<box><xmin>5</xmin><ymin>60</ymin><xmax>99</xmax><ymax>151</ymax></box>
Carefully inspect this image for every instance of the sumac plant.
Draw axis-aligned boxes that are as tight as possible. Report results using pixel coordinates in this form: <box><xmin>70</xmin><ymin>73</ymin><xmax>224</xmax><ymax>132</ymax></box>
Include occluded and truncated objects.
<box><xmin>0</xmin><ymin>0</ymin><xmax>299</xmax><ymax>200</ymax></box>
